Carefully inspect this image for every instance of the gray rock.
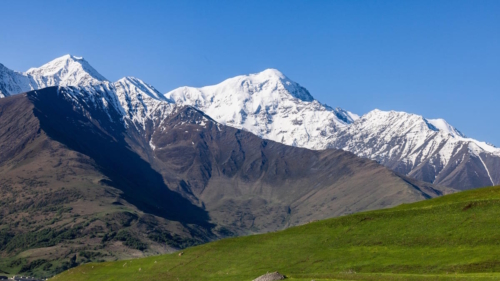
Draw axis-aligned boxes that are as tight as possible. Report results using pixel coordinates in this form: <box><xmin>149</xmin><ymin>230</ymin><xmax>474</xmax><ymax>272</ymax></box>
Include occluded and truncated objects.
<box><xmin>252</xmin><ymin>271</ymin><xmax>285</xmax><ymax>281</ymax></box>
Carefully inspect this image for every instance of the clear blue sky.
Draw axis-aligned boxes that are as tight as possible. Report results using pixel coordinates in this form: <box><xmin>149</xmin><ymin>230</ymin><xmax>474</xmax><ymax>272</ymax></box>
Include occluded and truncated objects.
<box><xmin>1</xmin><ymin>1</ymin><xmax>499</xmax><ymax>144</ymax></box>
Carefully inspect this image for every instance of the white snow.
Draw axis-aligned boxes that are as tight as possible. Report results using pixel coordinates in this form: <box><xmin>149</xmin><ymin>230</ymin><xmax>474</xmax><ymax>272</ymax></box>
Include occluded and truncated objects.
<box><xmin>149</xmin><ymin>139</ymin><xmax>156</xmax><ymax>150</ymax></box>
<box><xmin>165</xmin><ymin>68</ymin><xmax>356</xmax><ymax>149</ymax></box>
<box><xmin>427</xmin><ymin>118</ymin><xmax>465</xmax><ymax>138</ymax></box>
<box><xmin>332</xmin><ymin>109</ymin><xmax>499</xmax><ymax>183</ymax></box>
<box><xmin>476</xmin><ymin>152</ymin><xmax>494</xmax><ymax>185</ymax></box>
<box><xmin>0</xmin><ymin>54</ymin><xmax>106</xmax><ymax>97</ymax></box>
<box><xmin>113</xmin><ymin>76</ymin><xmax>175</xmax><ymax>129</ymax></box>
<box><xmin>26</xmin><ymin>54</ymin><xmax>107</xmax><ymax>88</ymax></box>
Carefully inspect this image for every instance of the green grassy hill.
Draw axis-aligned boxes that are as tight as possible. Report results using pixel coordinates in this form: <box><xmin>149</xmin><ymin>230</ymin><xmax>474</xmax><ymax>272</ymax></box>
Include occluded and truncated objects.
<box><xmin>52</xmin><ymin>185</ymin><xmax>500</xmax><ymax>281</ymax></box>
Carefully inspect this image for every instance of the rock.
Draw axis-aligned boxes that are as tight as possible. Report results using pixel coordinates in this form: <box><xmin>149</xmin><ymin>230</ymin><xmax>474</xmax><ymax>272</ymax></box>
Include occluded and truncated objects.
<box><xmin>252</xmin><ymin>271</ymin><xmax>285</xmax><ymax>281</ymax></box>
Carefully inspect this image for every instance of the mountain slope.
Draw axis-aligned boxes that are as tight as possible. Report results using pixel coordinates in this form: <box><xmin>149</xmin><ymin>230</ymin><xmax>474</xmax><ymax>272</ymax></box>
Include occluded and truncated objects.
<box><xmin>54</xmin><ymin>185</ymin><xmax>500</xmax><ymax>281</ymax></box>
<box><xmin>0</xmin><ymin>63</ymin><xmax>31</xmax><ymax>98</ymax></box>
<box><xmin>0</xmin><ymin>90</ymin><xmax>212</xmax><ymax>277</ymax></box>
<box><xmin>145</xmin><ymin>106</ymin><xmax>447</xmax><ymax>233</ymax></box>
<box><xmin>0</xmin><ymin>86</ymin><xmax>449</xmax><ymax>278</ymax></box>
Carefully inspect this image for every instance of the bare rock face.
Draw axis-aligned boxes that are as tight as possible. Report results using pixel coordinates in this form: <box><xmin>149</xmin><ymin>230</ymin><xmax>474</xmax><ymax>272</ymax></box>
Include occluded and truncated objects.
<box><xmin>252</xmin><ymin>271</ymin><xmax>285</xmax><ymax>281</ymax></box>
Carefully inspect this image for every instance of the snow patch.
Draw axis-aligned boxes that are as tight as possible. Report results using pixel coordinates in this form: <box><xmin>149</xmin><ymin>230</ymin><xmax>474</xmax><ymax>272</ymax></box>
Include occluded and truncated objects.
<box><xmin>149</xmin><ymin>139</ymin><xmax>156</xmax><ymax>150</ymax></box>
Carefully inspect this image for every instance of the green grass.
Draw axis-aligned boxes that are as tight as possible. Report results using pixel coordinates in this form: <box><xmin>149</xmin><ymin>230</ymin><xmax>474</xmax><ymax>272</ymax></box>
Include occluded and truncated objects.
<box><xmin>52</xmin><ymin>185</ymin><xmax>500</xmax><ymax>281</ymax></box>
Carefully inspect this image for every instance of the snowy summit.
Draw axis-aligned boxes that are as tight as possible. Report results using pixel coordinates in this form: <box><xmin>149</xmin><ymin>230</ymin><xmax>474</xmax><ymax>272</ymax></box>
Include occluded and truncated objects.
<box><xmin>166</xmin><ymin>68</ymin><xmax>358</xmax><ymax>148</ymax></box>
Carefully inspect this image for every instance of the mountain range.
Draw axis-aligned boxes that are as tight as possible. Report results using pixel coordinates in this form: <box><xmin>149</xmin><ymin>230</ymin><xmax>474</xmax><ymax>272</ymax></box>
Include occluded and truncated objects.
<box><xmin>0</xmin><ymin>55</ymin><xmax>452</xmax><ymax>277</ymax></box>
<box><xmin>2</xmin><ymin>54</ymin><xmax>495</xmax><ymax>190</ymax></box>
<box><xmin>165</xmin><ymin>68</ymin><xmax>499</xmax><ymax>190</ymax></box>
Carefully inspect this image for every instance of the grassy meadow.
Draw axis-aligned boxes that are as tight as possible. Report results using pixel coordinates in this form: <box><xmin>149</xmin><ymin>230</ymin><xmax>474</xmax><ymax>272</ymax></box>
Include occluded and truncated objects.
<box><xmin>53</xmin><ymin>185</ymin><xmax>500</xmax><ymax>281</ymax></box>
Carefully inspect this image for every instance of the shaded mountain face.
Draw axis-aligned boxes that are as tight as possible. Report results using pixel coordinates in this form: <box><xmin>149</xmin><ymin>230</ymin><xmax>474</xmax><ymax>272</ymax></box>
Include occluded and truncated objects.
<box><xmin>0</xmin><ymin>86</ymin><xmax>450</xmax><ymax>277</ymax></box>
<box><xmin>0</xmin><ymin>89</ymin><xmax>212</xmax><ymax>277</ymax></box>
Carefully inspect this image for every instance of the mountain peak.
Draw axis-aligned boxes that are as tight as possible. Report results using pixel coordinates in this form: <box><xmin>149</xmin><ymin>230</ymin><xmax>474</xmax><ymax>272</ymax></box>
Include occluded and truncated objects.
<box><xmin>26</xmin><ymin>54</ymin><xmax>80</xmax><ymax>73</ymax></box>
<box><xmin>166</xmin><ymin>68</ymin><xmax>316</xmax><ymax>107</ymax></box>
<box><xmin>25</xmin><ymin>54</ymin><xmax>107</xmax><ymax>87</ymax></box>
<box><xmin>254</xmin><ymin>68</ymin><xmax>286</xmax><ymax>79</ymax></box>
<box><xmin>51</xmin><ymin>54</ymin><xmax>84</xmax><ymax>63</ymax></box>
<box><xmin>241</xmin><ymin>69</ymin><xmax>314</xmax><ymax>102</ymax></box>
<box><xmin>426</xmin><ymin>118</ymin><xmax>465</xmax><ymax>138</ymax></box>
<box><xmin>114</xmin><ymin>76</ymin><xmax>168</xmax><ymax>101</ymax></box>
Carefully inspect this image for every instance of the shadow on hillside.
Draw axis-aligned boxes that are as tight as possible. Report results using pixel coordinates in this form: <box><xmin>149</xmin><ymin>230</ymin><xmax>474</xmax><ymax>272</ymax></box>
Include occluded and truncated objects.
<box><xmin>29</xmin><ymin>87</ymin><xmax>212</xmax><ymax>227</ymax></box>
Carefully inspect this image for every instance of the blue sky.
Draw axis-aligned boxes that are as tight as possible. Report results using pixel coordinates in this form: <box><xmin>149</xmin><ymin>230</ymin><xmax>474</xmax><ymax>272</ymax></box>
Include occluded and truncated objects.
<box><xmin>1</xmin><ymin>0</ymin><xmax>499</xmax><ymax>144</ymax></box>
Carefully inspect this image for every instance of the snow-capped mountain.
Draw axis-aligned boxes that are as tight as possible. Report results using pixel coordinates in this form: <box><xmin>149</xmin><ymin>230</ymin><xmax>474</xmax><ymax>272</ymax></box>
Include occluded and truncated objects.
<box><xmin>0</xmin><ymin>55</ymin><xmax>498</xmax><ymax>190</ymax></box>
<box><xmin>166</xmin><ymin>69</ymin><xmax>359</xmax><ymax>149</ymax></box>
<box><xmin>113</xmin><ymin>76</ymin><xmax>175</xmax><ymax>128</ymax></box>
<box><xmin>0</xmin><ymin>54</ymin><xmax>176</xmax><ymax>130</ymax></box>
<box><xmin>0</xmin><ymin>55</ymin><xmax>106</xmax><ymax>98</ymax></box>
<box><xmin>25</xmin><ymin>54</ymin><xmax>107</xmax><ymax>87</ymax></box>
<box><xmin>165</xmin><ymin>70</ymin><xmax>499</xmax><ymax>190</ymax></box>
<box><xmin>329</xmin><ymin>110</ymin><xmax>499</xmax><ymax>189</ymax></box>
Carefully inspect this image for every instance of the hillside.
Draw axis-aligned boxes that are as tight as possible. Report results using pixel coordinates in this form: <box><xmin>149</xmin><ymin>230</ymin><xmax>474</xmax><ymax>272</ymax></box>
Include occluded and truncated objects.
<box><xmin>146</xmin><ymin>106</ymin><xmax>450</xmax><ymax>234</ymax></box>
<box><xmin>0</xmin><ymin>88</ymin><xmax>447</xmax><ymax>278</ymax></box>
<box><xmin>53</xmin><ymin>185</ymin><xmax>500</xmax><ymax>281</ymax></box>
<box><xmin>0</xmin><ymin>89</ymin><xmax>213</xmax><ymax>278</ymax></box>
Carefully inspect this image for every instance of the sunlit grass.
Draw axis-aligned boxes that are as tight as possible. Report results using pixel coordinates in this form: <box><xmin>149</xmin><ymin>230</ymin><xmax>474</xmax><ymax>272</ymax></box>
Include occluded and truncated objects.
<box><xmin>53</xmin><ymin>186</ymin><xmax>500</xmax><ymax>281</ymax></box>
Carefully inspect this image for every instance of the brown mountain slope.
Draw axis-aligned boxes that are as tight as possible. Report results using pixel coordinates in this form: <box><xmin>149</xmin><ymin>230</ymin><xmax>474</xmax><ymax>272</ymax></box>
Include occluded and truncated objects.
<box><xmin>0</xmin><ymin>87</ymin><xmax>452</xmax><ymax>277</ymax></box>
<box><xmin>0</xmin><ymin>90</ymin><xmax>212</xmax><ymax>277</ymax></box>
<box><xmin>142</xmin><ymin>106</ymin><xmax>451</xmax><ymax>234</ymax></box>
